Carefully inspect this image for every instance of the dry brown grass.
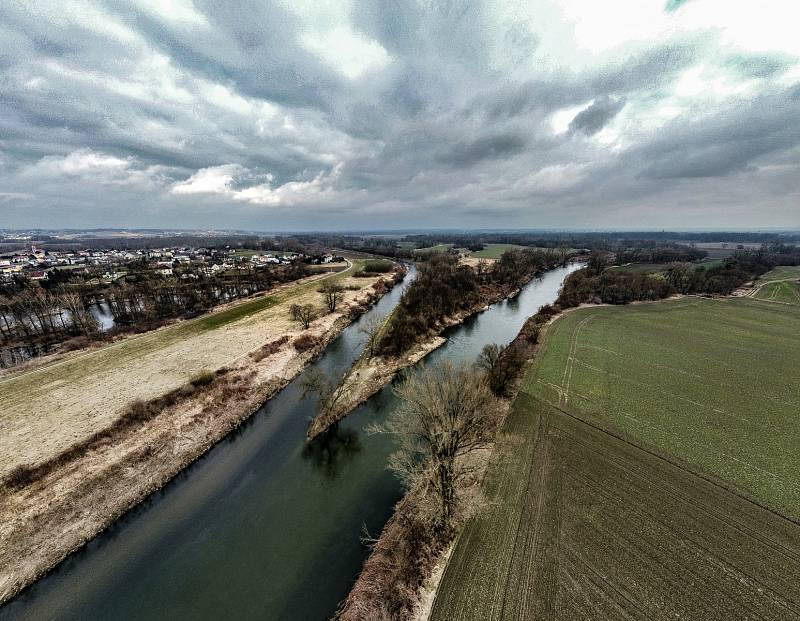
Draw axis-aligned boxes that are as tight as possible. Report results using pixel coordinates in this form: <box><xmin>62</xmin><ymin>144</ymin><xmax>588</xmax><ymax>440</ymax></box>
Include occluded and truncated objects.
<box><xmin>0</xmin><ymin>264</ymin><xmax>382</xmax><ymax>479</ymax></box>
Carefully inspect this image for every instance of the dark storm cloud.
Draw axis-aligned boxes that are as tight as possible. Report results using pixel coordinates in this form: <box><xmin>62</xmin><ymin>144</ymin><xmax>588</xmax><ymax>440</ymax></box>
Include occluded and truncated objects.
<box><xmin>569</xmin><ymin>96</ymin><xmax>626</xmax><ymax>135</ymax></box>
<box><xmin>632</xmin><ymin>86</ymin><xmax>800</xmax><ymax>179</ymax></box>
<box><xmin>0</xmin><ymin>0</ymin><xmax>798</xmax><ymax>230</ymax></box>
<box><xmin>438</xmin><ymin>133</ymin><xmax>528</xmax><ymax>167</ymax></box>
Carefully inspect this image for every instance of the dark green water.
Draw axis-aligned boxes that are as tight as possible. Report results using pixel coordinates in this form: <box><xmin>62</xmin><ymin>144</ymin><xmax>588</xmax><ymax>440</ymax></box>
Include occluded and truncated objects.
<box><xmin>0</xmin><ymin>264</ymin><xmax>578</xmax><ymax>621</ymax></box>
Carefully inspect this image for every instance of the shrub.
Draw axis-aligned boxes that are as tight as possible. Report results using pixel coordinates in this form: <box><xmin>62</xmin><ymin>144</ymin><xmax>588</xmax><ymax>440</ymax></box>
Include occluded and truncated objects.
<box><xmin>250</xmin><ymin>335</ymin><xmax>290</xmax><ymax>362</ymax></box>
<box><xmin>189</xmin><ymin>369</ymin><xmax>216</xmax><ymax>388</ymax></box>
<box><xmin>293</xmin><ymin>333</ymin><xmax>321</xmax><ymax>352</ymax></box>
<box><xmin>362</xmin><ymin>259</ymin><xmax>393</xmax><ymax>274</ymax></box>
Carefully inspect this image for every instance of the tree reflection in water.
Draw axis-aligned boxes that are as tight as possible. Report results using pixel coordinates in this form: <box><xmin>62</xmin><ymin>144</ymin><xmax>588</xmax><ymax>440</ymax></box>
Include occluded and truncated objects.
<box><xmin>302</xmin><ymin>423</ymin><xmax>362</xmax><ymax>479</ymax></box>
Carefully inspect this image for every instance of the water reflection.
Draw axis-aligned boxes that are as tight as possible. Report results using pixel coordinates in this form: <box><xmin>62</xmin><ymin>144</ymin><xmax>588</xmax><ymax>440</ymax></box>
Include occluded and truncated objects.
<box><xmin>302</xmin><ymin>425</ymin><xmax>363</xmax><ymax>479</ymax></box>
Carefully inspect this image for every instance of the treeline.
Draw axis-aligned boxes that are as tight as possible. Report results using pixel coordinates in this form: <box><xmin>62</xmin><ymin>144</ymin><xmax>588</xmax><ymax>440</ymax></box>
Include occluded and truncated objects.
<box><xmin>378</xmin><ymin>249</ymin><xmax>562</xmax><ymax>356</ymax></box>
<box><xmin>616</xmin><ymin>244</ymin><xmax>707</xmax><ymax>264</ymax></box>
<box><xmin>560</xmin><ymin>247</ymin><xmax>800</xmax><ymax>307</ymax></box>
<box><xmin>400</xmin><ymin>231</ymin><xmax>800</xmax><ymax>250</ymax></box>
<box><xmin>0</xmin><ymin>263</ymin><xmax>310</xmax><ymax>363</ymax></box>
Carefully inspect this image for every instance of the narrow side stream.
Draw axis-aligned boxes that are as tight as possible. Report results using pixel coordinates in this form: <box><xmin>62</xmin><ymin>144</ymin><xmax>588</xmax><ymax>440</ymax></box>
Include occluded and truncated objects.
<box><xmin>0</xmin><ymin>264</ymin><xmax>579</xmax><ymax>621</ymax></box>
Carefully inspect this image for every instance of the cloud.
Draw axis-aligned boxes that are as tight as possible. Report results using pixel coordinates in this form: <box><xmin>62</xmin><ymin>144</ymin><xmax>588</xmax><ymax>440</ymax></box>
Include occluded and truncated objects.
<box><xmin>171</xmin><ymin>164</ymin><xmax>245</xmax><ymax>195</ymax></box>
<box><xmin>0</xmin><ymin>0</ymin><xmax>798</xmax><ymax>229</ymax></box>
<box><xmin>665</xmin><ymin>0</ymin><xmax>692</xmax><ymax>12</ymax></box>
<box><xmin>569</xmin><ymin>96</ymin><xmax>626</xmax><ymax>136</ymax></box>
<box><xmin>171</xmin><ymin>162</ymin><xmax>343</xmax><ymax>207</ymax></box>
<box><xmin>0</xmin><ymin>192</ymin><xmax>35</xmax><ymax>202</ymax></box>
<box><xmin>23</xmin><ymin>149</ymin><xmax>170</xmax><ymax>188</ymax></box>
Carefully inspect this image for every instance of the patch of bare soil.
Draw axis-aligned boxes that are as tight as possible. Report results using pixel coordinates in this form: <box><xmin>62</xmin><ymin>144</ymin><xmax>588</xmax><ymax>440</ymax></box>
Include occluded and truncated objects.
<box><xmin>0</xmin><ymin>273</ymin><xmax>392</xmax><ymax>606</ymax></box>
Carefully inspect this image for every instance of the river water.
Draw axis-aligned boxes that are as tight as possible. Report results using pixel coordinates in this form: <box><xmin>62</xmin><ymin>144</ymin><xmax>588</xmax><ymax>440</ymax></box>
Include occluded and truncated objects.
<box><xmin>0</xmin><ymin>264</ymin><xmax>579</xmax><ymax>621</ymax></box>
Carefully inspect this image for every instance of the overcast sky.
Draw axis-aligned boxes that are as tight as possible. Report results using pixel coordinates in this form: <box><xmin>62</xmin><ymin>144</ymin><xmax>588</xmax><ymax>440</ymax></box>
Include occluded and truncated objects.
<box><xmin>1</xmin><ymin>0</ymin><xmax>799</xmax><ymax>231</ymax></box>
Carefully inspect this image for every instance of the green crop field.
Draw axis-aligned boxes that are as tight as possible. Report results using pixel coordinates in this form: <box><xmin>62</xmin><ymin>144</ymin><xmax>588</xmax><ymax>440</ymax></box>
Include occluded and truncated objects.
<box><xmin>431</xmin><ymin>395</ymin><xmax>800</xmax><ymax>621</ymax></box>
<box><xmin>414</xmin><ymin>243</ymin><xmax>452</xmax><ymax>254</ymax></box>
<box><xmin>529</xmin><ymin>297</ymin><xmax>800</xmax><ymax>516</ymax></box>
<box><xmin>755</xmin><ymin>266</ymin><xmax>800</xmax><ymax>305</ymax></box>
<box><xmin>469</xmin><ymin>243</ymin><xmax>526</xmax><ymax>259</ymax></box>
<box><xmin>431</xmin><ymin>296</ymin><xmax>800</xmax><ymax>620</ymax></box>
<box><xmin>759</xmin><ymin>265</ymin><xmax>800</xmax><ymax>282</ymax></box>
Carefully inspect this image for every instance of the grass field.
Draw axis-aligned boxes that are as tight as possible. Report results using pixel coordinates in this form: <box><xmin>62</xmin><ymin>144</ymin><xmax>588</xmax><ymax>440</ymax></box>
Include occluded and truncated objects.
<box><xmin>755</xmin><ymin>266</ymin><xmax>800</xmax><ymax>305</ymax></box>
<box><xmin>432</xmin><ymin>296</ymin><xmax>800</xmax><ymax>620</ymax></box>
<box><xmin>0</xmin><ymin>261</ymin><xmax>367</xmax><ymax>478</ymax></box>
<box><xmin>469</xmin><ymin>243</ymin><xmax>526</xmax><ymax>259</ymax></box>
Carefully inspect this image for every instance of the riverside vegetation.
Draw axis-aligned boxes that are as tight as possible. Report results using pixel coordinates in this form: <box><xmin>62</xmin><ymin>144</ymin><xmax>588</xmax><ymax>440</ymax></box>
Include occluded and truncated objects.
<box><xmin>337</xmin><ymin>243</ymin><xmax>800</xmax><ymax>620</ymax></box>
<box><xmin>306</xmin><ymin>248</ymin><xmax>567</xmax><ymax>440</ymax></box>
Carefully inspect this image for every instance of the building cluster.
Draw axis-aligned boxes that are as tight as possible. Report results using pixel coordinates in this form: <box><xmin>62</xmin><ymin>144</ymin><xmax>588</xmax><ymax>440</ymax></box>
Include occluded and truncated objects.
<box><xmin>0</xmin><ymin>244</ymin><xmax>337</xmax><ymax>283</ymax></box>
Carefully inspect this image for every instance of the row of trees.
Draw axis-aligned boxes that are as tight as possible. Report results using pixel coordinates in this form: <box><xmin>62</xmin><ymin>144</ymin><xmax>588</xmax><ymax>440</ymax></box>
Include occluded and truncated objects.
<box><xmin>560</xmin><ymin>246</ymin><xmax>800</xmax><ymax>308</ymax></box>
<box><xmin>377</xmin><ymin>249</ymin><xmax>563</xmax><ymax>357</ymax></box>
<box><xmin>1</xmin><ymin>263</ymin><xmax>311</xmax><ymax>362</ymax></box>
<box><xmin>615</xmin><ymin>244</ymin><xmax>707</xmax><ymax>264</ymax></box>
<box><xmin>0</xmin><ymin>289</ymin><xmax>99</xmax><ymax>344</ymax></box>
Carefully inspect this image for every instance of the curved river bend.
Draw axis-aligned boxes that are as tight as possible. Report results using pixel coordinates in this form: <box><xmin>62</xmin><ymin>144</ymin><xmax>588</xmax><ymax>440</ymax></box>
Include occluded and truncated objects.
<box><xmin>0</xmin><ymin>264</ymin><xmax>579</xmax><ymax>621</ymax></box>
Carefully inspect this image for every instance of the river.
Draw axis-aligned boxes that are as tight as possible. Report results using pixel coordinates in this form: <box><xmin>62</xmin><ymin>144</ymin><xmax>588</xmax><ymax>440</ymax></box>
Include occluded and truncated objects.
<box><xmin>0</xmin><ymin>263</ymin><xmax>579</xmax><ymax>621</ymax></box>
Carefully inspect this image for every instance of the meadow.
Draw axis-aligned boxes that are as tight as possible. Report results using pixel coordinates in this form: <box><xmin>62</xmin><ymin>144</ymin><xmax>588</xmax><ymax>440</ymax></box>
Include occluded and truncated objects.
<box><xmin>431</xmin><ymin>295</ymin><xmax>800</xmax><ymax>620</ymax></box>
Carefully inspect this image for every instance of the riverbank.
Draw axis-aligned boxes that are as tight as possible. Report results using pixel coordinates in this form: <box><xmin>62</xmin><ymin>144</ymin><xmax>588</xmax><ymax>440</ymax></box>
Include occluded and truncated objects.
<box><xmin>307</xmin><ymin>277</ymin><xmax>531</xmax><ymax>441</ymax></box>
<box><xmin>0</xmin><ymin>267</ymin><xmax>401</xmax><ymax>606</ymax></box>
<box><xmin>335</xmin><ymin>266</ymin><xmax>581</xmax><ymax>619</ymax></box>
<box><xmin>0</xmin><ymin>262</ymin><xmax>366</xmax><ymax>480</ymax></box>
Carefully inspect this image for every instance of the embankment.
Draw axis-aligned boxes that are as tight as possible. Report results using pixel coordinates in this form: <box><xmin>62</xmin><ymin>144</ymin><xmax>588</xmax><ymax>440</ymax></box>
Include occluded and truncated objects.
<box><xmin>0</xmin><ymin>270</ymin><xmax>400</xmax><ymax>606</ymax></box>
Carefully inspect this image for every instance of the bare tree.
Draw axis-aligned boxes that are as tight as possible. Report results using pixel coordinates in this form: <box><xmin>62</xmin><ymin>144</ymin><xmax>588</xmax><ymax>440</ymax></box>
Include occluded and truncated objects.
<box><xmin>376</xmin><ymin>362</ymin><xmax>497</xmax><ymax>534</ymax></box>
<box><xmin>587</xmin><ymin>252</ymin><xmax>609</xmax><ymax>276</ymax></box>
<box><xmin>301</xmin><ymin>368</ymin><xmax>348</xmax><ymax>423</ymax></box>
<box><xmin>290</xmin><ymin>303</ymin><xmax>317</xmax><ymax>329</ymax></box>
<box><xmin>60</xmin><ymin>291</ymin><xmax>99</xmax><ymax>336</ymax></box>
<box><xmin>477</xmin><ymin>342</ymin><xmax>525</xmax><ymax>396</ymax></box>
<box><xmin>319</xmin><ymin>281</ymin><xmax>345</xmax><ymax>313</ymax></box>
<box><xmin>557</xmin><ymin>245</ymin><xmax>570</xmax><ymax>266</ymax></box>
<box><xmin>359</xmin><ymin>313</ymin><xmax>385</xmax><ymax>358</ymax></box>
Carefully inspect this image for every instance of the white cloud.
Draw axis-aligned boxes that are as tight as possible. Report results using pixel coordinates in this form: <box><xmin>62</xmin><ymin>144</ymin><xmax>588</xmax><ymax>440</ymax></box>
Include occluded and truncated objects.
<box><xmin>133</xmin><ymin>0</ymin><xmax>209</xmax><ymax>27</ymax></box>
<box><xmin>235</xmin><ymin>163</ymin><xmax>343</xmax><ymax>206</ymax></box>
<box><xmin>171</xmin><ymin>162</ymin><xmax>343</xmax><ymax>206</ymax></box>
<box><xmin>24</xmin><ymin>149</ymin><xmax>169</xmax><ymax>188</ymax></box>
<box><xmin>301</xmin><ymin>26</ymin><xmax>390</xmax><ymax>79</ymax></box>
<box><xmin>171</xmin><ymin>164</ymin><xmax>245</xmax><ymax>195</ymax></box>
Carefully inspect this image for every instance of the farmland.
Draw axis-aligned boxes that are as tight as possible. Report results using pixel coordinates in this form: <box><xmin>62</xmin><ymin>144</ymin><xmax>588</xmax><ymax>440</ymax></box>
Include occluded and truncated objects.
<box><xmin>530</xmin><ymin>297</ymin><xmax>800</xmax><ymax>517</ymax></box>
<box><xmin>755</xmin><ymin>265</ymin><xmax>800</xmax><ymax>304</ymax></box>
<box><xmin>469</xmin><ymin>243</ymin><xmax>526</xmax><ymax>259</ymax></box>
<box><xmin>431</xmin><ymin>296</ymin><xmax>800</xmax><ymax>620</ymax></box>
<box><xmin>431</xmin><ymin>396</ymin><xmax>800</xmax><ymax>620</ymax></box>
